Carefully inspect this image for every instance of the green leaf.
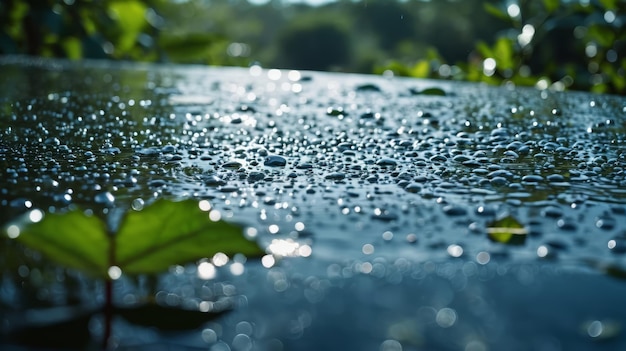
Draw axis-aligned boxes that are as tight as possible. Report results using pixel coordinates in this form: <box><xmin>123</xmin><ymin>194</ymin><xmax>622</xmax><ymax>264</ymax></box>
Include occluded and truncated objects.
<box><xmin>8</xmin><ymin>210</ymin><xmax>109</xmax><ymax>277</ymax></box>
<box><xmin>107</xmin><ymin>0</ymin><xmax>148</xmax><ymax>54</ymax></box>
<box><xmin>494</xmin><ymin>37</ymin><xmax>514</xmax><ymax>70</ymax></box>
<box><xmin>62</xmin><ymin>36</ymin><xmax>82</xmax><ymax>59</ymax></box>
<box><xmin>116</xmin><ymin>199</ymin><xmax>264</xmax><ymax>275</ymax></box>
<box><xmin>409</xmin><ymin>60</ymin><xmax>430</xmax><ymax>78</ymax></box>
<box><xmin>483</xmin><ymin>3</ymin><xmax>510</xmax><ymax>22</ymax></box>
<box><xmin>5</xmin><ymin>200</ymin><xmax>264</xmax><ymax>277</ymax></box>
<box><xmin>486</xmin><ymin>215</ymin><xmax>527</xmax><ymax>245</ymax></box>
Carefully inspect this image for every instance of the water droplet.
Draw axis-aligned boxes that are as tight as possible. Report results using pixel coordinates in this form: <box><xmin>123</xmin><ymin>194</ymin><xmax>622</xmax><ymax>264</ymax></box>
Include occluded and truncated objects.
<box><xmin>557</xmin><ymin>217</ymin><xmax>577</xmax><ymax>231</ymax></box>
<box><xmin>201</xmin><ymin>174</ymin><xmax>225</xmax><ymax>187</ymax></box>
<box><xmin>436</xmin><ymin>308</ymin><xmax>457</xmax><ymax>328</ymax></box>
<box><xmin>94</xmin><ymin>192</ymin><xmax>115</xmax><ymax>205</ymax></box>
<box><xmin>223</xmin><ymin>161</ymin><xmax>243</xmax><ymax>170</ymax></box>
<box><xmin>264</xmin><ymin>155</ymin><xmax>287</xmax><ymax>167</ymax></box>
<box><xmin>232</xmin><ymin>333</ymin><xmax>252</xmax><ymax>351</ymax></box>
<box><xmin>447</xmin><ymin>244</ymin><xmax>463</xmax><ymax>257</ymax></box>
<box><xmin>325</xmin><ymin>172</ymin><xmax>346</xmax><ymax>181</ymax></box>
<box><xmin>443</xmin><ymin>205</ymin><xmax>467</xmax><ymax>216</ymax></box>
<box><xmin>247</xmin><ymin>171</ymin><xmax>265</xmax><ymax>182</ymax></box>
<box><xmin>596</xmin><ymin>216</ymin><xmax>616</xmax><ymax>230</ymax></box>
<box><xmin>131</xmin><ymin>198</ymin><xmax>145</xmax><ymax>211</ymax></box>
<box><xmin>522</xmin><ymin>175</ymin><xmax>543</xmax><ymax>183</ymax></box>
<box><xmin>376</xmin><ymin>158</ymin><xmax>397</xmax><ymax>167</ymax></box>
<box><xmin>542</xmin><ymin>206</ymin><xmax>563</xmax><ymax>218</ymax></box>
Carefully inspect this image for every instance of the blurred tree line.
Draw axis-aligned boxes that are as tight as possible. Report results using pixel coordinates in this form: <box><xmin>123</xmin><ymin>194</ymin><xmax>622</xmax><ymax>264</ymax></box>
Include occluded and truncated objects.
<box><xmin>0</xmin><ymin>0</ymin><xmax>624</xmax><ymax>94</ymax></box>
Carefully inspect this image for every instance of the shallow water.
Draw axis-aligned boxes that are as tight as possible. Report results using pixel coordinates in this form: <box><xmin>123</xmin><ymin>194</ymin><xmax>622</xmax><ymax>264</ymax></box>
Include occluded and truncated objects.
<box><xmin>1</xmin><ymin>57</ymin><xmax>626</xmax><ymax>350</ymax></box>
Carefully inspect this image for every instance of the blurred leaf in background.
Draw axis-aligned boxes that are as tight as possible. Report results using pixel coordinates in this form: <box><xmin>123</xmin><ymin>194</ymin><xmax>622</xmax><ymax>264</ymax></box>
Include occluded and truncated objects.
<box><xmin>382</xmin><ymin>0</ymin><xmax>625</xmax><ymax>94</ymax></box>
<box><xmin>0</xmin><ymin>0</ymin><xmax>624</xmax><ymax>94</ymax></box>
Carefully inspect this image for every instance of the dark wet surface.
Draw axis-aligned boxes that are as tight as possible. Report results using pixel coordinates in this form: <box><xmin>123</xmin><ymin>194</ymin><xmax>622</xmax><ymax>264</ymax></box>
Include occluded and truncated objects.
<box><xmin>1</xmin><ymin>57</ymin><xmax>626</xmax><ymax>350</ymax></box>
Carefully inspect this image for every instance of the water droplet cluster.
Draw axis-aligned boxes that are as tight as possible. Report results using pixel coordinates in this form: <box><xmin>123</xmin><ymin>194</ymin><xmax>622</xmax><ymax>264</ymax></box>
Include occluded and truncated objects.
<box><xmin>2</xmin><ymin>60</ymin><xmax>626</xmax><ymax>350</ymax></box>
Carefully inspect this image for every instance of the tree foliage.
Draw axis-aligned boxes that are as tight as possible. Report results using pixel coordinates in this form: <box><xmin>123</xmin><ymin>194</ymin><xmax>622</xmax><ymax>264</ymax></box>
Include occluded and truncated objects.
<box><xmin>1</xmin><ymin>0</ymin><xmax>624</xmax><ymax>94</ymax></box>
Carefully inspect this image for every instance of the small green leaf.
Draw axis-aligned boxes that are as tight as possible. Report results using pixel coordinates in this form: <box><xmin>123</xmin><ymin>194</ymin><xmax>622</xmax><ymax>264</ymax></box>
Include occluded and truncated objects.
<box><xmin>62</xmin><ymin>36</ymin><xmax>82</xmax><ymax>59</ymax></box>
<box><xmin>409</xmin><ymin>60</ymin><xmax>430</xmax><ymax>78</ymax></box>
<box><xmin>494</xmin><ymin>37</ymin><xmax>514</xmax><ymax>70</ymax></box>
<box><xmin>5</xmin><ymin>200</ymin><xmax>264</xmax><ymax>277</ymax></box>
<box><xmin>486</xmin><ymin>215</ymin><xmax>527</xmax><ymax>245</ymax></box>
<box><xmin>116</xmin><ymin>199</ymin><xmax>264</xmax><ymax>275</ymax></box>
<box><xmin>483</xmin><ymin>3</ymin><xmax>510</xmax><ymax>22</ymax></box>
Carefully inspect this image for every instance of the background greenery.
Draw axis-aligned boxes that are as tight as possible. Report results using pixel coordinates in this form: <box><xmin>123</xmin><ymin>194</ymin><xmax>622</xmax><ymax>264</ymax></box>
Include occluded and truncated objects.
<box><xmin>0</xmin><ymin>0</ymin><xmax>624</xmax><ymax>94</ymax></box>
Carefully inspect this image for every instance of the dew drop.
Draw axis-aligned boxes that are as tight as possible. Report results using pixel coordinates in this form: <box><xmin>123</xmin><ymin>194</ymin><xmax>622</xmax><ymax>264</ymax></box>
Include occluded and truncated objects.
<box><xmin>131</xmin><ymin>198</ymin><xmax>145</xmax><ymax>211</ymax></box>
<box><xmin>264</xmin><ymin>155</ymin><xmax>287</xmax><ymax>167</ymax></box>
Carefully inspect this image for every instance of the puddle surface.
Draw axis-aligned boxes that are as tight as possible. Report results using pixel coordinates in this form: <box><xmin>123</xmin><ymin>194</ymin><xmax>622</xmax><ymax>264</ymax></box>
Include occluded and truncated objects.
<box><xmin>1</xmin><ymin>57</ymin><xmax>626</xmax><ymax>350</ymax></box>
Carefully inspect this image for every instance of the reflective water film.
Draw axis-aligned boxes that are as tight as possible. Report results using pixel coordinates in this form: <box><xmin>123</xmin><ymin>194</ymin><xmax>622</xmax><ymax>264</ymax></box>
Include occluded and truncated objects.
<box><xmin>1</xmin><ymin>57</ymin><xmax>626</xmax><ymax>350</ymax></box>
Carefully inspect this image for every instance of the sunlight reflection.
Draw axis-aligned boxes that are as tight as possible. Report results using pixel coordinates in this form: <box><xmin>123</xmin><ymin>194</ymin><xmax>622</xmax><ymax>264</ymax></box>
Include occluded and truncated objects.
<box><xmin>436</xmin><ymin>308</ymin><xmax>457</xmax><ymax>328</ymax></box>
<box><xmin>6</xmin><ymin>225</ymin><xmax>20</xmax><ymax>239</ymax></box>
<box><xmin>267</xmin><ymin>238</ymin><xmax>312</xmax><ymax>258</ymax></box>
<box><xmin>230</xmin><ymin>262</ymin><xmax>245</xmax><ymax>276</ymax></box>
<box><xmin>507</xmin><ymin>3</ymin><xmax>520</xmax><ymax>18</ymax></box>
<box><xmin>29</xmin><ymin>209</ymin><xmax>44</xmax><ymax>223</ymax></box>
<box><xmin>261</xmin><ymin>254</ymin><xmax>275</xmax><ymax>268</ymax></box>
<box><xmin>107</xmin><ymin>266</ymin><xmax>122</xmax><ymax>280</ymax></box>
<box><xmin>198</xmin><ymin>261</ymin><xmax>216</xmax><ymax>280</ymax></box>
<box><xmin>212</xmin><ymin>252</ymin><xmax>229</xmax><ymax>267</ymax></box>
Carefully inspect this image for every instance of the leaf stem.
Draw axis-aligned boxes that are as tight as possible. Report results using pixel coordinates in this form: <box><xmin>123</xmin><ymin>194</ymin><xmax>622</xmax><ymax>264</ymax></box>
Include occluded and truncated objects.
<box><xmin>103</xmin><ymin>278</ymin><xmax>112</xmax><ymax>350</ymax></box>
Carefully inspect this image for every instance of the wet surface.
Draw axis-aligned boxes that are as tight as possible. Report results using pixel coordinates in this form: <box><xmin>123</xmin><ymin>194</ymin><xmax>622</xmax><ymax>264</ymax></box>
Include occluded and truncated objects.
<box><xmin>1</xmin><ymin>57</ymin><xmax>626</xmax><ymax>350</ymax></box>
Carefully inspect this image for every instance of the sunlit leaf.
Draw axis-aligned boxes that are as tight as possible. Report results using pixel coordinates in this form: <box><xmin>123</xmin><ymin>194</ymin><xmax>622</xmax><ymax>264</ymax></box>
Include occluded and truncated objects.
<box><xmin>5</xmin><ymin>200</ymin><xmax>264</xmax><ymax>277</ymax></box>
<box><xmin>486</xmin><ymin>215</ymin><xmax>527</xmax><ymax>245</ymax></box>
<box><xmin>62</xmin><ymin>36</ymin><xmax>82</xmax><ymax>59</ymax></box>
<box><xmin>8</xmin><ymin>210</ymin><xmax>109</xmax><ymax>277</ymax></box>
<box><xmin>410</xmin><ymin>60</ymin><xmax>430</xmax><ymax>78</ymax></box>
<box><xmin>116</xmin><ymin>199</ymin><xmax>264</xmax><ymax>275</ymax></box>
<box><xmin>107</xmin><ymin>0</ymin><xmax>148</xmax><ymax>54</ymax></box>
<box><xmin>483</xmin><ymin>3</ymin><xmax>510</xmax><ymax>22</ymax></box>
<box><xmin>494</xmin><ymin>37</ymin><xmax>514</xmax><ymax>70</ymax></box>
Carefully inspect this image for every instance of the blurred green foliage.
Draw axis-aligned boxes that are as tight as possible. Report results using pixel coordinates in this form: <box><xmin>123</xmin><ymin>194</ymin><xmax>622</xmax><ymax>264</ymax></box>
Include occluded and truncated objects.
<box><xmin>379</xmin><ymin>0</ymin><xmax>626</xmax><ymax>94</ymax></box>
<box><xmin>0</xmin><ymin>0</ymin><xmax>624</xmax><ymax>94</ymax></box>
<box><xmin>0</xmin><ymin>0</ymin><xmax>243</xmax><ymax>65</ymax></box>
